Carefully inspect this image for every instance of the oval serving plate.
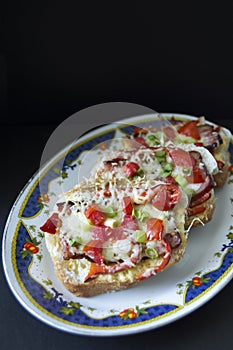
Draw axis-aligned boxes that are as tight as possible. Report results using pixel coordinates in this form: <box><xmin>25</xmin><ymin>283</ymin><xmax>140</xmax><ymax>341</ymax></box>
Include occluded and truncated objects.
<box><xmin>2</xmin><ymin>113</ymin><xmax>233</xmax><ymax>336</ymax></box>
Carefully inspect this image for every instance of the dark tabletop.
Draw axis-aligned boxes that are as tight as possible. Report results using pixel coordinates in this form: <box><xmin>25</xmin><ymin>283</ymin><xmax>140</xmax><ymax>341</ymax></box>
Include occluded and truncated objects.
<box><xmin>1</xmin><ymin>2</ymin><xmax>233</xmax><ymax>349</ymax></box>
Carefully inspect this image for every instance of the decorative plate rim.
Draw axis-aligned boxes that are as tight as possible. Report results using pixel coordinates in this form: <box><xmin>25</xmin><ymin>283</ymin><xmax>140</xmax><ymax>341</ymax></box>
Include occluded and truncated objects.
<box><xmin>2</xmin><ymin>113</ymin><xmax>233</xmax><ymax>336</ymax></box>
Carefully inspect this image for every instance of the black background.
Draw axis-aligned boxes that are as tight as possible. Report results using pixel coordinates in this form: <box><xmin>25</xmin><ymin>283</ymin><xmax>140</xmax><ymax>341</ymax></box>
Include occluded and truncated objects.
<box><xmin>1</xmin><ymin>2</ymin><xmax>233</xmax><ymax>349</ymax></box>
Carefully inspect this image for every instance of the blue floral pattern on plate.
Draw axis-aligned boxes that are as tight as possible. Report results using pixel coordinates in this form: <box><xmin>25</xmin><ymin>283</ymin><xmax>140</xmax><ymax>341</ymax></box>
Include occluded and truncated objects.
<box><xmin>3</xmin><ymin>114</ymin><xmax>233</xmax><ymax>336</ymax></box>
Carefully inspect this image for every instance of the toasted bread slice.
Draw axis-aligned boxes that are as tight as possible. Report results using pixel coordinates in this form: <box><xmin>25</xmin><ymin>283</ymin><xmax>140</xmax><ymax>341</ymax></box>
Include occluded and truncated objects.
<box><xmin>45</xmin><ymin>230</ymin><xmax>186</xmax><ymax>297</ymax></box>
<box><xmin>92</xmin><ymin>144</ymin><xmax>218</xmax><ymax>229</ymax></box>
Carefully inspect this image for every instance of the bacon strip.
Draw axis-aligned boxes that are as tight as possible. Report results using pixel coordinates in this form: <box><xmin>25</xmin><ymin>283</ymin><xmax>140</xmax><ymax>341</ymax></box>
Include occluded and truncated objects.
<box><xmin>190</xmin><ymin>191</ymin><xmax>211</xmax><ymax>208</ymax></box>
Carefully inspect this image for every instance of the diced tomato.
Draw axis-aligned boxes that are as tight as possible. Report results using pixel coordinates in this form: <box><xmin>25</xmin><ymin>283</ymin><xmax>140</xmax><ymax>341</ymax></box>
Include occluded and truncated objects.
<box><xmin>178</xmin><ymin>120</ymin><xmax>201</xmax><ymax>140</ymax></box>
<box><xmin>169</xmin><ymin>148</ymin><xmax>194</xmax><ymax>168</ymax></box>
<box><xmin>122</xmin><ymin>196</ymin><xmax>133</xmax><ymax>215</ymax></box>
<box><xmin>121</xmin><ymin>215</ymin><xmax>139</xmax><ymax>230</ymax></box>
<box><xmin>123</xmin><ymin>162</ymin><xmax>140</xmax><ymax>178</ymax></box>
<box><xmin>151</xmin><ymin>184</ymin><xmax>181</xmax><ymax>211</ymax></box>
<box><xmin>40</xmin><ymin>213</ymin><xmax>59</xmax><ymax>234</ymax></box>
<box><xmin>85</xmin><ymin>260</ymin><xmax>133</xmax><ymax>281</ymax></box>
<box><xmin>85</xmin><ymin>263</ymin><xmax>107</xmax><ymax>281</ymax></box>
<box><xmin>146</xmin><ymin>218</ymin><xmax>163</xmax><ymax>240</ymax></box>
<box><xmin>84</xmin><ymin>204</ymin><xmax>106</xmax><ymax>226</ymax></box>
<box><xmin>154</xmin><ymin>239</ymin><xmax>171</xmax><ymax>272</ymax></box>
<box><xmin>83</xmin><ymin>240</ymin><xmax>104</xmax><ymax>265</ymax></box>
<box><xmin>186</xmin><ymin>166</ymin><xmax>205</xmax><ymax>184</ymax></box>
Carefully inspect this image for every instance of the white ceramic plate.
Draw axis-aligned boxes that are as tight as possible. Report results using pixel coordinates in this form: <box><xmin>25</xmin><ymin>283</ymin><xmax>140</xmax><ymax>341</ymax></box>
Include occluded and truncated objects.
<box><xmin>2</xmin><ymin>113</ymin><xmax>233</xmax><ymax>336</ymax></box>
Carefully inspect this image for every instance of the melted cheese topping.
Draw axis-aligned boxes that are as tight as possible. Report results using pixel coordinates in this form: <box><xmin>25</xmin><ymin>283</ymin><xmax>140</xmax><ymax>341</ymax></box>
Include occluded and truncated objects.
<box><xmin>49</xmin><ymin>145</ymin><xmax>213</xmax><ymax>281</ymax></box>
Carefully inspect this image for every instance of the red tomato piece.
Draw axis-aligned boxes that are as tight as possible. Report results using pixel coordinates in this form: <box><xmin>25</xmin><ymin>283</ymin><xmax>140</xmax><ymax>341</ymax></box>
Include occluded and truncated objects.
<box><xmin>122</xmin><ymin>196</ymin><xmax>133</xmax><ymax>215</ymax></box>
<box><xmin>151</xmin><ymin>184</ymin><xmax>181</xmax><ymax>211</ymax></box>
<box><xmin>83</xmin><ymin>240</ymin><xmax>104</xmax><ymax>265</ymax></box>
<box><xmin>187</xmin><ymin>166</ymin><xmax>205</xmax><ymax>184</ymax></box>
<box><xmin>85</xmin><ymin>263</ymin><xmax>107</xmax><ymax>281</ymax></box>
<box><xmin>123</xmin><ymin>162</ymin><xmax>140</xmax><ymax>178</ymax></box>
<box><xmin>146</xmin><ymin>218</ymin><xmax>163</xmax><ymax>240</ymax></box>
<box><xmin>178</xmin><ymin>120</ymin><xmax>200</xmax><ymax>140</ymax></box>
<box><xmin>84</xmin><ymin>204</ymin><xmax>106</xmax><ymax>226</ymax></box>
<box><xmin>154</xmin><ymin>239</ymin><xmax>171</xmax><ymax>272</ymax></box>
<box><xmin>40</xmin><ymin>213</ymin><xmax>59</xmax><ymax>234</ymax></box>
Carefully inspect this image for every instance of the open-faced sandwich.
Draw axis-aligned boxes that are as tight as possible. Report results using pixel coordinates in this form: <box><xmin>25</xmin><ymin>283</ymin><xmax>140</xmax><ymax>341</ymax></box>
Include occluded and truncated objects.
<box><xmin>40</xmin><ymin>141</ymin><xmax>219</xmax><ymax>297</ymax></box>
<box><xmin>92</xmin><ymin>144</ymin><xmax>218</xmax><ymax>228</ymax></box>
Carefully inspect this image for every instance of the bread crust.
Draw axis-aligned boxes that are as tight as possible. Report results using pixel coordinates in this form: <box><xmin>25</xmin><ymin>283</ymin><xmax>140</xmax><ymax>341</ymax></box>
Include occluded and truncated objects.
<box><xmin>213</xmin><ymin>160</ymin><xmax>229</xmax><ymax>187</ymax></box>
<box><xmin>45</xmin><ymin>190</ymin><xmax>215</xmax><ymax>297</ymax></box>
<box><xmin>45</xmin><ymin>232</ymin><xmax>186</xmax><ymax>297</ymax></box>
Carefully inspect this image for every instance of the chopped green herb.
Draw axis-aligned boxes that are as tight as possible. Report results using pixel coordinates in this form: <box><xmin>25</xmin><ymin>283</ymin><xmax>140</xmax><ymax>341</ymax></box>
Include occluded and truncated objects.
<box><xmin>104</xmin><ymin>206</ymin><xmax>116</xmax><ymax>218</ymax></box>
<box><xmin>155</xmin><ymin>150</ymin><xmax>166</xmax><ymax>157</ymax></box>
<box><xmin>145</xmin><ymin>247</ymin><xmax>158</xmax><ymax>259</ymax></box>
<box><xmin>70</xmin><ymin>237</ymin><xmax>82</xmax><ymax>247</ymax></box>
<box><xmin>175</xmin><ymin>174</ymin><xmax>188</xmax><ymax>188</ymax></box>
<box><xmin>161</xmin><ymin>163</ymin><xmax>173</xmax><ymax>178</ymax></box>
<box><xmin>183</xmin><ymin>187</ymin><xmax>195</xmax><ymax>196</ymax></box>
<box><xmin>132</xmin><ymin>208</ymin><xmax>150</xmax><ymax>222</ymax></box>
<box><xmin>163</xmin><ymin>163</ymin><xmax>173</xmax><ymax>171</ymax></box>
<box><xmin>146</xmin><ymin>131</ymin><xmax>165</xmax><ymax>146</ymax></box>
<box><xmin>174</xmin><ymin>134</ymin><xmax>196</xmax><ymax>144</ymax></box>
<box><xmin>155</xmin><ymin>150</ymin><xmax>166</xmax><ymax>163</ymax></box>
<box><xmin>183</xmin><ymin>166</ymin><xmax>192</xmax><ymax>176</ymax></box>
<box><xmin>134</xmin><ymin>230</ymin><xmax>147</xmax><ymax>243</ymax></box>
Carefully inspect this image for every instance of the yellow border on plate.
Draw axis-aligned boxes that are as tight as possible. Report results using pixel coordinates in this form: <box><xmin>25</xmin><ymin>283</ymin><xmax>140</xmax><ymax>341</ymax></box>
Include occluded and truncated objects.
<box><xmin>12</xmin><ymin>221</ymin><xmax>183</xmax><ymax>330</ymax></box>
<box><xmin>11</xmin><ymin>114</ymin><xmax>233</xmax><ymax>332</ymax></box>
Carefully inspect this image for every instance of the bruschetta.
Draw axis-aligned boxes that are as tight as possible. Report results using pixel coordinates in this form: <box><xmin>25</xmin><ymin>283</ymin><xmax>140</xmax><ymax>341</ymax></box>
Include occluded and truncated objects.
<box><xmin>40</xmin><ymin>143</ymin><xmax>218</xmax><ymax>296</ymax></box>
